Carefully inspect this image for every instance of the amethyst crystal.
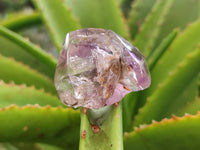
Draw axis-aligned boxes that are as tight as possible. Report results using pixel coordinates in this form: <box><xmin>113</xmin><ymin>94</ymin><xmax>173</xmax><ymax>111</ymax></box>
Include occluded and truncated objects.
<box><xmin>54</xmin><ymin>28</ymin><xmax>151</xmax><ymax>109</ymax></box>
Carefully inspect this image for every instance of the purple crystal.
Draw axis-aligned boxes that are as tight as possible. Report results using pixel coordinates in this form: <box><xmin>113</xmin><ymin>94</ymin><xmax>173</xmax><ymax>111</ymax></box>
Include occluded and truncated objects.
<box><xmin>54</xmin><ymin>28</ymin><xmax>151</xmax><ymax>109</ymax></box>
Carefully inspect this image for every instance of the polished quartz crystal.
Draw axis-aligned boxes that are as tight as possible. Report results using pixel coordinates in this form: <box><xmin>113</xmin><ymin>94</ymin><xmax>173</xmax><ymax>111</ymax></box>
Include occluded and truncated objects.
<box><xmin>54</xmin><ymin>28</ymin><xmax>151</xmax><ymax>109</ymax></box>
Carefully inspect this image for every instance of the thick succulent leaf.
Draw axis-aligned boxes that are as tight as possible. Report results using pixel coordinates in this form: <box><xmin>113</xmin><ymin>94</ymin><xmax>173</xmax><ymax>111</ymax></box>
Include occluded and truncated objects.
<box><xmin>79</xmin><ymin>103</ymin><xmax>123</xmax><ymax>150</ymax></box>
<box><xmin>124</xmin><ymin>113</ymin><xmax>200</xmax><ymax>150</ymax></box>
<box><xmin>12</xmin><ymin>143</ymin><xmax>65</xmax><ymax>150</ymax></box>
<box><xmin>128</xmin><ymin>0</ymin><xmax>156</xmax><ymax>39</ymax></box>
<box><xmin>120</xmin><ymin>19</ymin><xmax>177</xmax><ymax>130</ymax></box>
<box><xmin>147</xmin><ymin>29</ymin><xmax>178</xmax><ymax>70</ymax></box>
<box><xmin>133</xmin><ymin>0</ymin><xmax>173</xmax><ymax>57</ymax></box>
<box><xmin>133</xmin><ymin>46</ymin><xmax>200</xmax><ymax>126</ymax></box>
<box><xmin>0</xmin><ymin>26</ymin><xmax>57</xmax><ymax>79</ymax></box>
<box><xmin>35</xmin><ymin>143</ymin><xmax>65</xmax><ymax>150</ymax></box>
<box><xmin>0</xmin><ymin>143</ymin><xmax>18</xmax><ymax>150</ymax></box>
<box><xmin>165</xmin><ymin>76</ymin><xmax>199</xmax><ymax>117</ymax></box>
<box><xmin>141</xmin><ymin>19</ymin><xmax>200</xmax><ymax>103</ymax></box>
<box><xmin>32</xmin><ymin>0</ymin><xmax>81</xmax><ymax>51</ymax></box>
<box><xmin>0</xmin><ymin>55</ymin><xmax>56</xmax><ymax>95</ymax></box>
<box><xmin>0</xmin><ymin>81</ymin><xmax>63</xmax><ymax>108</ymax></box>
<box><xmin>177</xmin><ymin>97</ymin><xmax>200</xmax><ymax>116</ymax></box>
<box><xmin>64</xmin><ymin>0</ymin><xmax>128</xmax><ymax>38</ymax></box>
<box><xmin>1</xmin><ymin>11</ymin><xmax>41</xmax><ymax>30</ymax></box>
<box><xmin>122</xmin><ymin>92</ymin><xmax>139</xmax><ymax>132</ymax></box>
<box><xmin>154</xmin><ymin>0</ymin><xmax>200</xmax><ymax>48</ymax></box>
<box><xmin>120</xmin><ymin>0</ymin><xmax>134</xmax><ymax>17</ymax></box>
<box><xmin>0</xmin><ymin>105</ymin><xmax>80</xmax><ymax>149</ymax></box>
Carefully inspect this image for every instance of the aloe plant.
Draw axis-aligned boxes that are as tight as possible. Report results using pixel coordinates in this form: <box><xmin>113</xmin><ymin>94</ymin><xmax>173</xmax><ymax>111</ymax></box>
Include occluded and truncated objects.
<box><xmin>0</xmin><ymin>0</ymin><xmax>200</xmax><ymax>149</ymax></box>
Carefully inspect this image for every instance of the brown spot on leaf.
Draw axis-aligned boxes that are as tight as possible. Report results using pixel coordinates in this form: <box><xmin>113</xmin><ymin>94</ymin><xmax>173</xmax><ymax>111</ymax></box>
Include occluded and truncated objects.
<box><xmin>91</xmin><ymin>125</ymin><xmax>101</xmax><ymax>134</ymax></box>
<box><xmin>22</xmin><ymin>126</ymin><xmax>28</xmax><ymax>132</ymax></box>
<box><xmin>83</xmin><ymin>107</ymin><xmax>88</xmax><ymax>114</ymax></box>
<box><xmin>115</xmin><ymin>102</ymin><xmax>119</xmax><ymax>108</ymax></box>
<box><xmin>81</xmin><ymin>129</ymin><xmax>86</xmax><ymax>139</ymax></box>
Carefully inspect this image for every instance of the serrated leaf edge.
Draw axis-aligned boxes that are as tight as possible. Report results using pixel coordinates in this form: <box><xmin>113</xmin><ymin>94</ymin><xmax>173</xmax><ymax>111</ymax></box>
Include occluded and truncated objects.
<box><xmin>0</xmin><ymin>80</ymin><xmax>58</xmax><ymax>100</ymax></box>
<box><xmin>124</xmin><ymin>111</ymin><xmax>200</xmax><ymax>136</ymax></box>
<box><xmin>0</xmin><ymin>104</ymin><xmax>75</xmax><ymax>112</ymax></box>
<box><xmin>0</xmin><ymin>54</ymin><xmax>55</xmax><ymax>92</ymax></box>
<box><xmin>134</xmin><ymin>44</ymin><xmax>200</xmax><ymax>125</ymax></box>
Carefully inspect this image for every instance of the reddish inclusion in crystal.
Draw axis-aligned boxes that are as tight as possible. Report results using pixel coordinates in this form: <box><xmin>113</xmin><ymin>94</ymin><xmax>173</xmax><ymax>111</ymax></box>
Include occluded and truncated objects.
<box><xmin>54</xmin><ymin>28</ymin><xmax>151</xmax><ymax>109</ymax></box>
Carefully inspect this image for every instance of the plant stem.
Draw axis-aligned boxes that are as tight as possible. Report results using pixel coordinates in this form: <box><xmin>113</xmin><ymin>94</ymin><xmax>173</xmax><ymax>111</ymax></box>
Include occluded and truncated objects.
<box><xmin>79</xmin><ymin>102</ymin><xmax>123</xmax><ymax>150</ymax></box>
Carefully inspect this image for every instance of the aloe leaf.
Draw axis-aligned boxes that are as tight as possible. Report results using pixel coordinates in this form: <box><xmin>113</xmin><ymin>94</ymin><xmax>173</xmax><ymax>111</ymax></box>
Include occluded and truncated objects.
<box><xmin>128</xmin><ymin>0</ymin><xmax>156</xmax><ymax>39</ymax></box>
<box><xmin>134</xmin><ymin>19</ymin><xmax>200</xmax><ymax>123</ymax></box>
<box><xmin>165</xmin><ymin>76</ymin><xmax>199</xmax><ymax>116</ymax></box>
<box><xmin>0</xmin><ymin>26</ymin><xmax>57</xmax><ymax>79</ymax></box>
<box><xmin>0</xmin><ymin>55</ymin><xmax>56</xmax><ymax>95</ymax></box>
<box><xmin>64</xmin><ymin>0</ymin><xmax>128</xmax><ymax>38</ymax></box>
<box><xmin>79</xmin><ymin>103</ymin><xmax>123</xmax><ymax>150</ymax></box>
<box><xmin>125</xmin><ymin>29</ymin><xmax>178</xmax><ymax>122</ymax></box>
<box><xmin>1</xmin><ymin>12</ymin><xmax>41</xmax><ymax>30</ymax></box>
<box><xmin>119</xmin><ymin>0</ymin><xmax>133</xmax><ymax>17</ymax></box>
<box><xmin>0</xmin><ymin>105</ymin><xmax>80</xmax><ymax>149</ymax></box>
<box><xmin>141</xmin><ymin>19</ymin><xmax>200</xmax><ymax>103</ymax></box>
<box><xmin>133</xmin><ymin>0</ymin><xmax>173</xmax><ymax>57</ymax></box>
<box><xmin>35</xmin><ymin>143</ymin><xmax>65</xmax><ymax>150</ymax></box>
<box><xmin>154</xmin><ymin>0</ymin><xmax>200</xmax><ymax>48</ymax></box>
<box><xmin>133</xmin><ymin>46</ymin><xmax>200</xmax><ymax>126</ymax></box>
<box><xmin>12</xmin><ymin>143</ymin><xmax>65</xmax><ymax>150</ymax></box>
<box><xmin>122</xmin><ymin>92</ymin><xmax>139</xmax><ymax>132</ymax></box>
<box><xmin>32</xmin><ymin>0</ymin><xmax>81</xmax><ymax>51</ymax></box>
<box><xmin>0</xmin><ymin>81</ymin><xmax>63</xmax><ymax>108</ymax></box>
<box><xmin>0</xmin><ymin>143</ymin><xmax>18</xmax><ymax>150</ymax></box>
<box><xmin>147</xmin><ymin>29</ymin><xmax>178</xmax><ymax>70</ymax></box>
<box><xmin>124</xmin><ymin>113</ymin><xmax>200</xmax><ymax>150</ymax></box>
<box><xmin>177</xmin><ymin>97</ymin><xmax>200</xmax><ymax>116</ymax></box>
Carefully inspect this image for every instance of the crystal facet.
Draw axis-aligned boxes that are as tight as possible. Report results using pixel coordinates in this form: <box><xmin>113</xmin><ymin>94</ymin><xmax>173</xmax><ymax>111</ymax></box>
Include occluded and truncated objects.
<box><xmin>54</xmin><ymin>28</ymin><xmax>151</xmax><ymax>109</ymax></box>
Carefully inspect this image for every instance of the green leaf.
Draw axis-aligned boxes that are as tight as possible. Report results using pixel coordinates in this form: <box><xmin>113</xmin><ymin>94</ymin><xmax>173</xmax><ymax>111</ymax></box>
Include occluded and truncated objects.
<box><xmin>36</xmin><ymin>143</ymin><xmax>65</xmax><ymax>150</ymax></box>
<box><xmin>79</xmin><ymin>103</ymin><xmax>123</xmax><ymax>150</ymax></box>
<box><xmin>0</xmin><ymin>55</ymin><xmax>56</xmax><ymax>95</ymax></box>
<box><xmin>154</xmin><ymin>0</ymin><xmax>200</xmax><ymax>48</ymax></box>
<box><xmin>0</xmin><ymin>81</ymin><xmax>63</xmax><ymax>108</ymax></box>
<box><xmin>64</xmin><ymin>0</ymin><xmax>128</xmax><ymax>38</ymax></box>
<box><xmin>124</xmin><ymin>113</ymin><xmax>200</xmax><ymax>150</ymax></box>
<box><xmin>1</xmin><ymin>11</ymin><xmax>41</xmax><ymax>30</ymax></box>
<box><xmin>122</xmin><ymin>92</ymin><xmax>138</xmax><ymax>132</ymax></box>
<box><xmin>133</xmin><ymin>0</ymin><xmax>173</xmax><ymax>57</ymax></box>
<box><xmin>123</xmin><ymin>30</ymin><xmax>182</xmax><ymax>130</ymax></box>
<box><xmin>141</xmin><ymin>18</ymin><xmax>200</xmax><ymax>104</ymax></box>
<box><xmin>165</xmin><ymin>76</ymin><xmax>199</xmax><ymax>117</ymax></box>
<box><xmin>0</xmin><ymin>143</ymin><xmax>18</xmax><ymax>150</ymax></box>
<box><xmin>32</xmin><ymin>0</ymin><xmax>81</xmax><ymax>51</ymax></box>
<box><xmin>12</xmin><ymin>143</ymin><xmax>65</xmax><ymax>150</ymax></box>
<box><xmin>0</xmin><ymin>105</ymin><xmax>80</xmax><ymax>149</ymax></box>
<box><xmin>0</xmin><ymin>26</ymin><xmax>57</xmax><ymax>79</ymax></box>
<box><xmin>128</xmin><ymin>0</ymin><xmax>156</xmax><ymax>39</ymax></box>
<box><xmin>119</xmin><ymin>0</ymin><xmax>133</xmax><ymax>17</ymax></box>
<box><xmin>177</xmin><ymin>97</ymin><xmax>200</xmax><ymax>116</ymax></box>
<box><xmin>133</xmin><ymin>46</ymin><xmax>200</xmax><ymax>126</ymax></box>
<box><xmin>147</xmin><ymin>29</ymin><xmax>178</xmax><ymax>70</ymax></box>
